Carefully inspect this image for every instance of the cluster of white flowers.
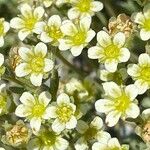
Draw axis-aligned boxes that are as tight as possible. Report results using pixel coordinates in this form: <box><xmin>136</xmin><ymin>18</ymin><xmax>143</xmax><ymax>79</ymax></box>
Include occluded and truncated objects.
<box><xmin>1</xmin><ymin>0</ymin><xmax>150</xmax><ymax>149</ymax></box>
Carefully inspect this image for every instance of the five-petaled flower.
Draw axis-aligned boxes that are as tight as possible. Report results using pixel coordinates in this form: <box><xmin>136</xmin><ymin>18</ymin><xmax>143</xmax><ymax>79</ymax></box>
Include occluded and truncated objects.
<box><xmin>10</xmin><ymin>3</ymin><xmax>45</xmax><ymax>41</ymax></box>
<box><xmin>88</xmin><ymin>31</ymin><xmax>130</xmax><ymax>72</ymax></box>
<box><xmin>95</xmin><ymin>82</ymin><xmax>140</xmax><ymax>127</ymax></box>
<box><xmin>15</xmin><ymin>42</ymin><xmax>54</xmax><ymax>86</ymax></box>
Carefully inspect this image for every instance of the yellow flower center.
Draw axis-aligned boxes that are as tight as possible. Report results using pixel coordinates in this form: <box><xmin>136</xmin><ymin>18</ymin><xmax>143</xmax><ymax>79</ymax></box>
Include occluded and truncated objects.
<box><xmin>40</xmin><ymin>131</ymin><xmax>56</xmax><ymax>146</ymax></box>
<box><xmin>140</xmin><ymin>66</ymin><xmax>150</xmax><ymax>82</ymax></box>
<box><xmin>76</xmin><ymin>0</ymin><xmax>91</xmax><ymax>12</ymax></box>
<box><xmin>56</xmin><ymin>103</ymin><xmax>73</xmax><ymax>123</ymax></box>
<box><xmin>45</xmin><ymin>25</ymin><xmax>63</xmax><ymax>41</ymax></box>
<box><xmin>30</xmin><ymin>56</ymin><xmax>45</xmax><ymax>73</ymax></box>
<box><xmin>23</xmin><ymin>15</ymin><xmax>38</xmax><ymax>31</ymax></box>
<box><xmin>84</xmin><ymin>127</ymin><xmax>97</xmax><ymax>140</ymax></box>
<box><xmin>104</xmin><ymin>44</ymin><xmax>120</xmax><ymax>59</ymax></box>
<box><xmin>0</xmin><ymin>20</ymin><xmax>4</xmax><ymax>36</ymax></box>
<box><xmin>32</xmin><ymin>103</ymin><xmax>45</xmax><ymax>117</ymax></box>
<box><xmin>143</xmin><ymin>19</ymin><xmax>150</xmax><ymax>31</ymax></box>
<box><xmin>114</xmin><ymin>92</ymin><xmax>130</xmax><ymax>113</ymax></box>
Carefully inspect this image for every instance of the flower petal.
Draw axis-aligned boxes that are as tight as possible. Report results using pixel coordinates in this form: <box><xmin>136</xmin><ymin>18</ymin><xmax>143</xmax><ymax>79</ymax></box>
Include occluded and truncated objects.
<box><xmin>135</xmin><ymin>79</ymin><xmax>148</xmax><ymax>94</ymax></box>
<box><xmin>57</xmin><ymin>93</ymin><xmax>70</xmax><ymax>105</ymax></box>
<box><xmin>15</xmin><ymin>104</ymin><xmax>30</xmax><ymax>117</ymax></box>
<box><xmin>0</xmin><ymin>36</ymin><xmax>4</xmax><ymax>47</ymax></box>
<box><xmin>48</xmin><ymin>15</ymin><xmax>61</xmax><ymax>27</ymax></box>
<box><xmin>70</xmin><ymin>45</ymin><xmax>83</xmax><ymax>56</ymax></box>
<box><xmin>66</xmin><ymin>116</ymin><xmax>77</xmax><ymax>129</ymax></box>
<box><xmin>59</xmin><ymin>39</ymin><xmax>71</xmax><ymax>51</ymax></box>
<box><xmin>18</xmin><ymin>29</ymin><xmax>30</xmax><ymax>41</ymax></box>
<box><xmin>105</xmin><ymin>60</ymin><xmax>118</xmax><ymax>72</ymax></box>
<box><xmin>40</xmin><ymin>32</ymin><xmax>52</xmax><ymax>43</ymax></box>
<box><xmin>30</xmin><ymin>117</ymin><xmax>41</xmax><ymax>133</ymax></box>
<box><xmin>113</xmin><ymin>32</ymin><xmax>125</xmax><ymax>47</ymax></box>
<box><xmin>20</xmin><ymin>3</ymin><xmax>32</xmax><ymax>17</ymax></box>
<box><xmin>44</xmin><ymin>106</ymin><xmax>57</xmax><ymax>119</ymax></box>
<box><xmin>3</xmin><ymin>21</ymin><xmax>10</xmax><ymax>33</ymax></box>
<box><xmin>34</xmin><ymin>6</ymin><xmax>44</xmax><ymax>19</ymax></box>
<box><xmin>90</xmin><ymin>116</ymin><xmax>103</xmax><ymax>129</ymax></box>
<box><xmin>33</xmin><ymin>22</ymin><xmax>45</xmax><ymax>34</ymax></box>
<box><xmin>108</xmin><ymin>138</ymin><xmax>121</xmax><ymax>148</ymax></box>
<box><xmin>30</xmin><ymin>73</ymin><xmax>43</xmax><ymax>86</ymax></box>
<box><xmin>20</xmin><ymin>92</ymin><xmax>35</xmax><ymax>105</ymax></box>
<box><xmin>127</xmin><ymin>64</ymin><xmax>140</xmax><ymax>77</ymax></box>
<box><xmin>97</xmin><ymin>131</ymin><xmax>111</xmax><ymax>144</ymax></box>
<box><xmin>85</xmin><ymin>29</ymin><xmax>95</xmax><ymax>42</ymax></box>
<box><xmin>55</xmin><ymin>137</ymin><xmax>69</xmax><ymax>150</ymax></box>
<box><xmin>52</xmin><ymin>118</ymin><xmax>65</xmax><ymax>133</ymax></box>
<box><xmin>34</xmin><ymin>42</ymin><xmax>47</xmax><ymax>57</ymax></box>
<box><xmin>39</xmin><ymin>91</ymin><xmax>51</xmax><ymax>106</ymax></box>
<box><xmin>10</xmin><ymin>17</ymin><xmax>24</xmax><ymax>29</ymax></box>
<box><xmin>140</xmin><ymin>29</ymin><xmax>150</xmax><ymax>41</ymax></box>
<box><xmin>0</xmin><ymin>53</ymin><xmax>4</xmax><ymax>66</ymax></box>
<box><xmin>80</xmin><ymin>17</ymin><xmax>91</xmax><ymax>31</ymax></box>
<box><xmin>44</xmin><ymin>58</ymin><xmax>54</xmax><ymax>72</ymax></box>
<box><xmin>119</xmin><ymin>48</ymin><xmax>130</xmax><ymax>62</ymax></box>
<box><xmin>68</xmin><ymin>8</ymin><xmax>80</xmax><ymax>20</ymax></box>
<box><xmin>18</xmin><ymin>47</ymin><xmax>32</xmax><ymax>61</ymax></box>
<box><xmin>91</xmin><ymin>1</ymin><xmax>103</xmax><ymax>12</ymax></box>
<box><xmin>138</xmin><ymin>53</ymin><xmax>150</xmax><ymax>66</ymax></box>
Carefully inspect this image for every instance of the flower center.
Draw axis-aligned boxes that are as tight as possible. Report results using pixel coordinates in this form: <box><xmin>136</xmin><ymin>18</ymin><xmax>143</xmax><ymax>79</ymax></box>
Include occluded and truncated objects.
<box><xmin>0</xmin><ymin>20</ymin><xmax>4</xmax><ymax>36</ymax></box>
<box><xmin>32</xmin><ymin>103</ymin><xmax>45</xmax><ymax>117</ymax></box>
<box><xmin>143</xmin><ymin>19</ymin><xmax>150</xmax><ymax>31</ymax></box>
<box><xmin>114</xmin><ymin>92</ymin><xmax>130</xmax><ymax>113</ymax></box>
<box><xmin>56</xmin><ymin>103</ymin><xmax>73</xmax><ymax>123</ymax></box>
<box><xmin>76</xmin><ymin>0</ymin><xmax>91</xmax><ymax>12</ymax></box>
<box><xmin>30</xmin><ymin>56</ymin><xmax>45</xmax><ymax>73</ymax></box>
<box><xmin>104</xmin><ymin>44</ymin><xmax>120</xmax><ymax>59</ymax></box>
<box><xmin>40</xmin><ymin>131</ymin><xmax>56</xmax><ymax>146</ymax></box>
<box><xmin>23</xmin><ymin>15</ymin><xmax>38</xmax><ymax>31</ymax></box>
<box><xmin>45</xmin><ymin>25</ymin><xmax>63</xmax><ymax>41</ymax></box>
<box><xmin>84</xmin><ymin>127</ymin><xmax>97</xmax><ymax>140</ymax></box>
<box><xmin>140</xmin><ymin>66</ymin><xmax>150</xmax><ymax>82</ymax></box>
<box><xmin>71</xmin><ymin>31</ymin><xmax>86</xmax><ymax>46</ymax></box>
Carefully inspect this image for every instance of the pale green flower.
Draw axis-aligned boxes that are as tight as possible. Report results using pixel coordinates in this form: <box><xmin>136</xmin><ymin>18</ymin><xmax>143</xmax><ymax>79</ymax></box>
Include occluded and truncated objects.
<box><xmin>0</xmin><ymin>18</ymin><xmax>10</xmax><ymax>47</ymax></box>
<box><xmin>48</xmin><ymin>93</ymin><xmax>77</xmax><ymax>132</ymax></box>
<box><xmin>15</xmin><ymin>42</ymin><xmax>54</xmax><ymax>86</ymax></box>
<box><xmin>10</xmin><ymin>3</ymin><xmax>45</xmax><ymax>41</ymax></box>
<box><xmin>15</xmin><ymin>91</ymin><xmax>52</xmax><ymax>133</ymax></box>
<box><xmin>88</xmin><ymin>31</ymin><xmax>130</xmax><ymax>72</ymax></box>
<box><xmin>59</xmin><ymin>17</ymin><xmax>95</xmax><ymax>56</ymax></box>
<box><xmin>95</xmin><ymin>82</ymin><xmax>140</xmax><ymax>127</ymax></box>
<box><xmin>68</xmin><ymin>0</ymin><xmax>103</xmax><ymax>19</ymax></box>
<box><xmin>127</xmin><ymin>53</ymin><xmax>150</xmax><ymax>94</ymax></box>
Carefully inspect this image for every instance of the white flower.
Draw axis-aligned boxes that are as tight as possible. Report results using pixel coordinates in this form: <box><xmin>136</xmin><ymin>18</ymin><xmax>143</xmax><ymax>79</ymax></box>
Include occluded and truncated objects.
<box><xmin>0</xmin><ymin>148</ymin><xmax>5</xmax><ymax>150</ymax></box>
<box><xmin>15</xmin><ymin>42</ymin><xmax>54</xmax><ymax>86</ymax></box>
<box><xmin>48</xmin><ymin>93</ymin><xmax>77</xmax><ymax>133</ymax></box>
<box><xmin>0</xmin><ymin>18</ymin><xmax>10</xmax><ymax>47</ymax></box>
<box><xmin>95</xmin><ymin>82</ymin><xmax>140</xmax><ymax>127</ymax></box>
<box><xmin>132</xmin><ymin>3</ymin><xmax>150</xmax><ymax>41</ymax></box>
<box><xmin>127</xmin><ymin>53</ymin><xmax>150</xmax><ymax>94</ymax></box>
<box><xmin>88</xmin><ymin>31</ymin><xmax>130</xmax><ymax>72</ymax></box>
<box><xmin>15</xmin><ymin>91</ymin><xmax>52</xmax><ymax>133</ymax></box>
<box><xmin>75</xmin><ymin>116</ymin><xmax>111</xmax><ymax>150</ymax></box>
<box><xmin>68</xmin><ymin>0</ymin><xmax>103</xmax><ymax>19</ymax></box>
<box><xmin>40</xmin><ymin>15</ymin><xmax>63</xmax><ymax>46</ymax></box>
<box><xmin>92</xmin><ymin>137</ymin><xmax>129</xmax><ymax>150</ymax></box>
<box><xmin>59</xmin><ymin>17</ymin><xmax>95</xmax><ymax>56</ymax></box>
<box><xmin>27</xmin><ymin>129</ymin><xmax>69</xmax><ymax>150</ymax></box>
<box><xmin>42</xmin><ymin>0</ymin><xmax>54</xmax><ymax>7</ymax></box>
<box><xmin>10</xmin><ymin>3</ymin><xmax>45</xmax><ymax>41</ymax></box>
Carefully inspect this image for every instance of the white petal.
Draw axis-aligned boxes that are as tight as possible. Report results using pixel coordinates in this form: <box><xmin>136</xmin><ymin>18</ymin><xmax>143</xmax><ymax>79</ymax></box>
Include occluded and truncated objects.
<box><xmin>15</xmin><ymin>104</ymin><xmax>30</xmax><ymax>117</ymax></box>
<box><xmin>40</xmin><ymin>32</ymin><xmax>52</xmax><ymax>43</ymax></box>
<box><xmin>44</xmin><ymin>106</ymin><xmax>57</xmax><ymax>119</ymax></box>
<box><xmin>138</xmin><ymin>53</ymin><xmax>150</xmax><ymax>66</ymax></box>
<box><xmin>48</xmin><ymin>15</ymin><xmax>61</xmax><ymax>27</ymax></box>
<box><xmin>33</xmin><ymin>22</ymin><xmax>45</xmax><ymax>34</ymax></box>
<box><xmin>85</xmin><ymin>29</ymin><xmax>96</xmax><ymax>42</ymax></box>
<box><xmin>10</xmin><ymin>17</ymin><xmax>24</xmax><ymax>29</ymax></box>
<box><xmin>92</xmin><ymin>142</ymin><xmax>106</xmax><ymax>150</ymax></box>
<box><xmin>55</xmin><ymin>138</ymin><xmax>69</xmax><ymax>150</ymax></box>
<box><xmin>44</xmin><ymin>59</ymin><xmax>54</xmax><ymax>72</ymax></box>
<box><xmin>34</xmin><ymin>42</ymin><xmax>47</xmax><ymax>57</ymax></box>
<box><xmin>57</xmin><ymin>93</ymin><xmax>70</xmax><ymax>105</ymax></box>
<box><xmin>70</xmin><ymin>45</ymin><xmax>83</xmax><ymax>56</ymax></box>
<box><xmin>20</xmin><ymin>92</ymin><xmax>35</xmax><ymax>105</ymax></box>
<box><xmin>0</xmin><ymin>53</ymin><xmax>4</xmax><ymax>66</ymax></box>
<box><xmin>132</xmin><ymin>12</ymin><xmax>145</xmax><ymax>25</ymax></box>
<box><xmin>91</xmin><ymin>1</ymin><xmax>103</xmax><ymax>12</ymax></box>
<box><xmin>75</xmin><ymin>138</ymin><xmax>88</xmax><ymax>150</ymax></box>
<box><xmin>59</xmin><ymin>39</ymin><xmax>71</xmax><ymax>51</ymax></box>
<box><xmin>18</xmin><ymin>47</ymin><xmax>32</xmax><ymax>61</ymax></box>
<box><xmin>68</xmin><ymin>8</ymin><xmax>80</xmax><ymax>20</ymax></box>
<box><xmin>30</xmin><ymin>117</ymin><xmax>41</xmax><ymax>133</ymax></box>
<box><xmin>52</xmin><ymin>118</ymin><xmax>65</xmax><ymax>133</ymax></box>
<box><xmin>126</xmin><ymin>103</ymin><xmax>140</xmax><ymax>118</ymax></box>
<box><xmin>39</xmin><ymin>91</ymin><xmax>51</xmax><ymax>106</ymax></box>
<box><xmin>95</xmin><ymin>99</ymin><xmax>113</xmax><ymax>113</ymax></box>
<box><xmin>140</xmin><ymin>29</ymin><xmax>150</xmax><ymax>41</ymax></box>
<box><xmin>106</xmin><ymin>111</ymin><xmax>121</xmax><ymax>127</ymax></box>
<box><xmin>97</xmin><ymin>131</ymin><xmax>111</xmax><ymax>144</ymax></box>
<box><xmin>34</xmin><ymin>6</ymin><xmax>44</xmax><ymax>19</ymax></box>
<box><xmin>105</xmin><ymin>60</ymin><xmax>118</xmax><ymax>72</ymax></box>
<box><xmin>80</xmin><ymin>17</ymin><xmax>91</xmax><ymax>31</ymax></box>
<box><xmin>125</xmin><ymin>84</ymin><xmax>138</xmax><ymax>100</ymax></box>
<box><xmin>97</xmin><ymin>31</ymin><xmax>111</xmax><ymax>47</ymax></box>
<box><xmin>113</xmin><ymin>32</ymin><xmax>125</xmax><ymax>47</ymax></box>
<box><xmin>3</xmin><ymin>21</ymin><xmax>10</xmax><ymax>33</ymax></box>
<box><xmin>127</xmin><ymin>64</ymin><xmax>140</xmax><ymax>77</ymax></box>
<box><xmin>90</xmin><ymin>116</ymin><xmax>103</xmax><ymax>129</ymax></box>
<box><xmin>20</xmin><ymin>3</ymin><xmax>32</xmax><ymax>17</ymax></box>
<box><xmin>61</xmin><ymin>20</ymin><xmax>77</xmax><ymax>36</ymax></box>
<box><xmin>108</xmin><ymin>138</ymin><xmax>120</xmax><ymax>148</ymax></box>
<box><xmin>30</xmin><ymin>73</ymin><xmax>43</xmax><ymax>86</ymax></box>
<box><xmin>88</xmin><ymin>46</ymin><xmax>104</xmax><ymax>59</ymax></box>
<box><xmin>0</xmin><ymin>37</ymin><xmax>4</xmax><ymax>47</ymax></box>
<box><xmin>135</xmin><ymin>79</ymin><xmax>149</xmax><ymax>94</ymax></box>
<box><xmin>66</xmin><ymin>116</ymin><xmax>77</xmax><ymax>129</ymax></box>
<box><xmin>119</xmin><ymin>48</ymin><xmax>130</xmax><ymax>62</ymax></box>
<box><xmin>18</xmin><ymin>29</ymin><xmax>30</xmax><ymax>41</ymax></box>
<box><xmin>15</xmin><ymin>63</ymin><xmax>30</xmax><ymax>77</ymax></box>
<box><xmin>76</xmin><ymin>120</ymin><xmax>88</xmax><ymax>134</ymax></box>
<box><xmin>100</xmin><ymin>70</ymin><xmax>109</xmax><ymax>81</ymax></box>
